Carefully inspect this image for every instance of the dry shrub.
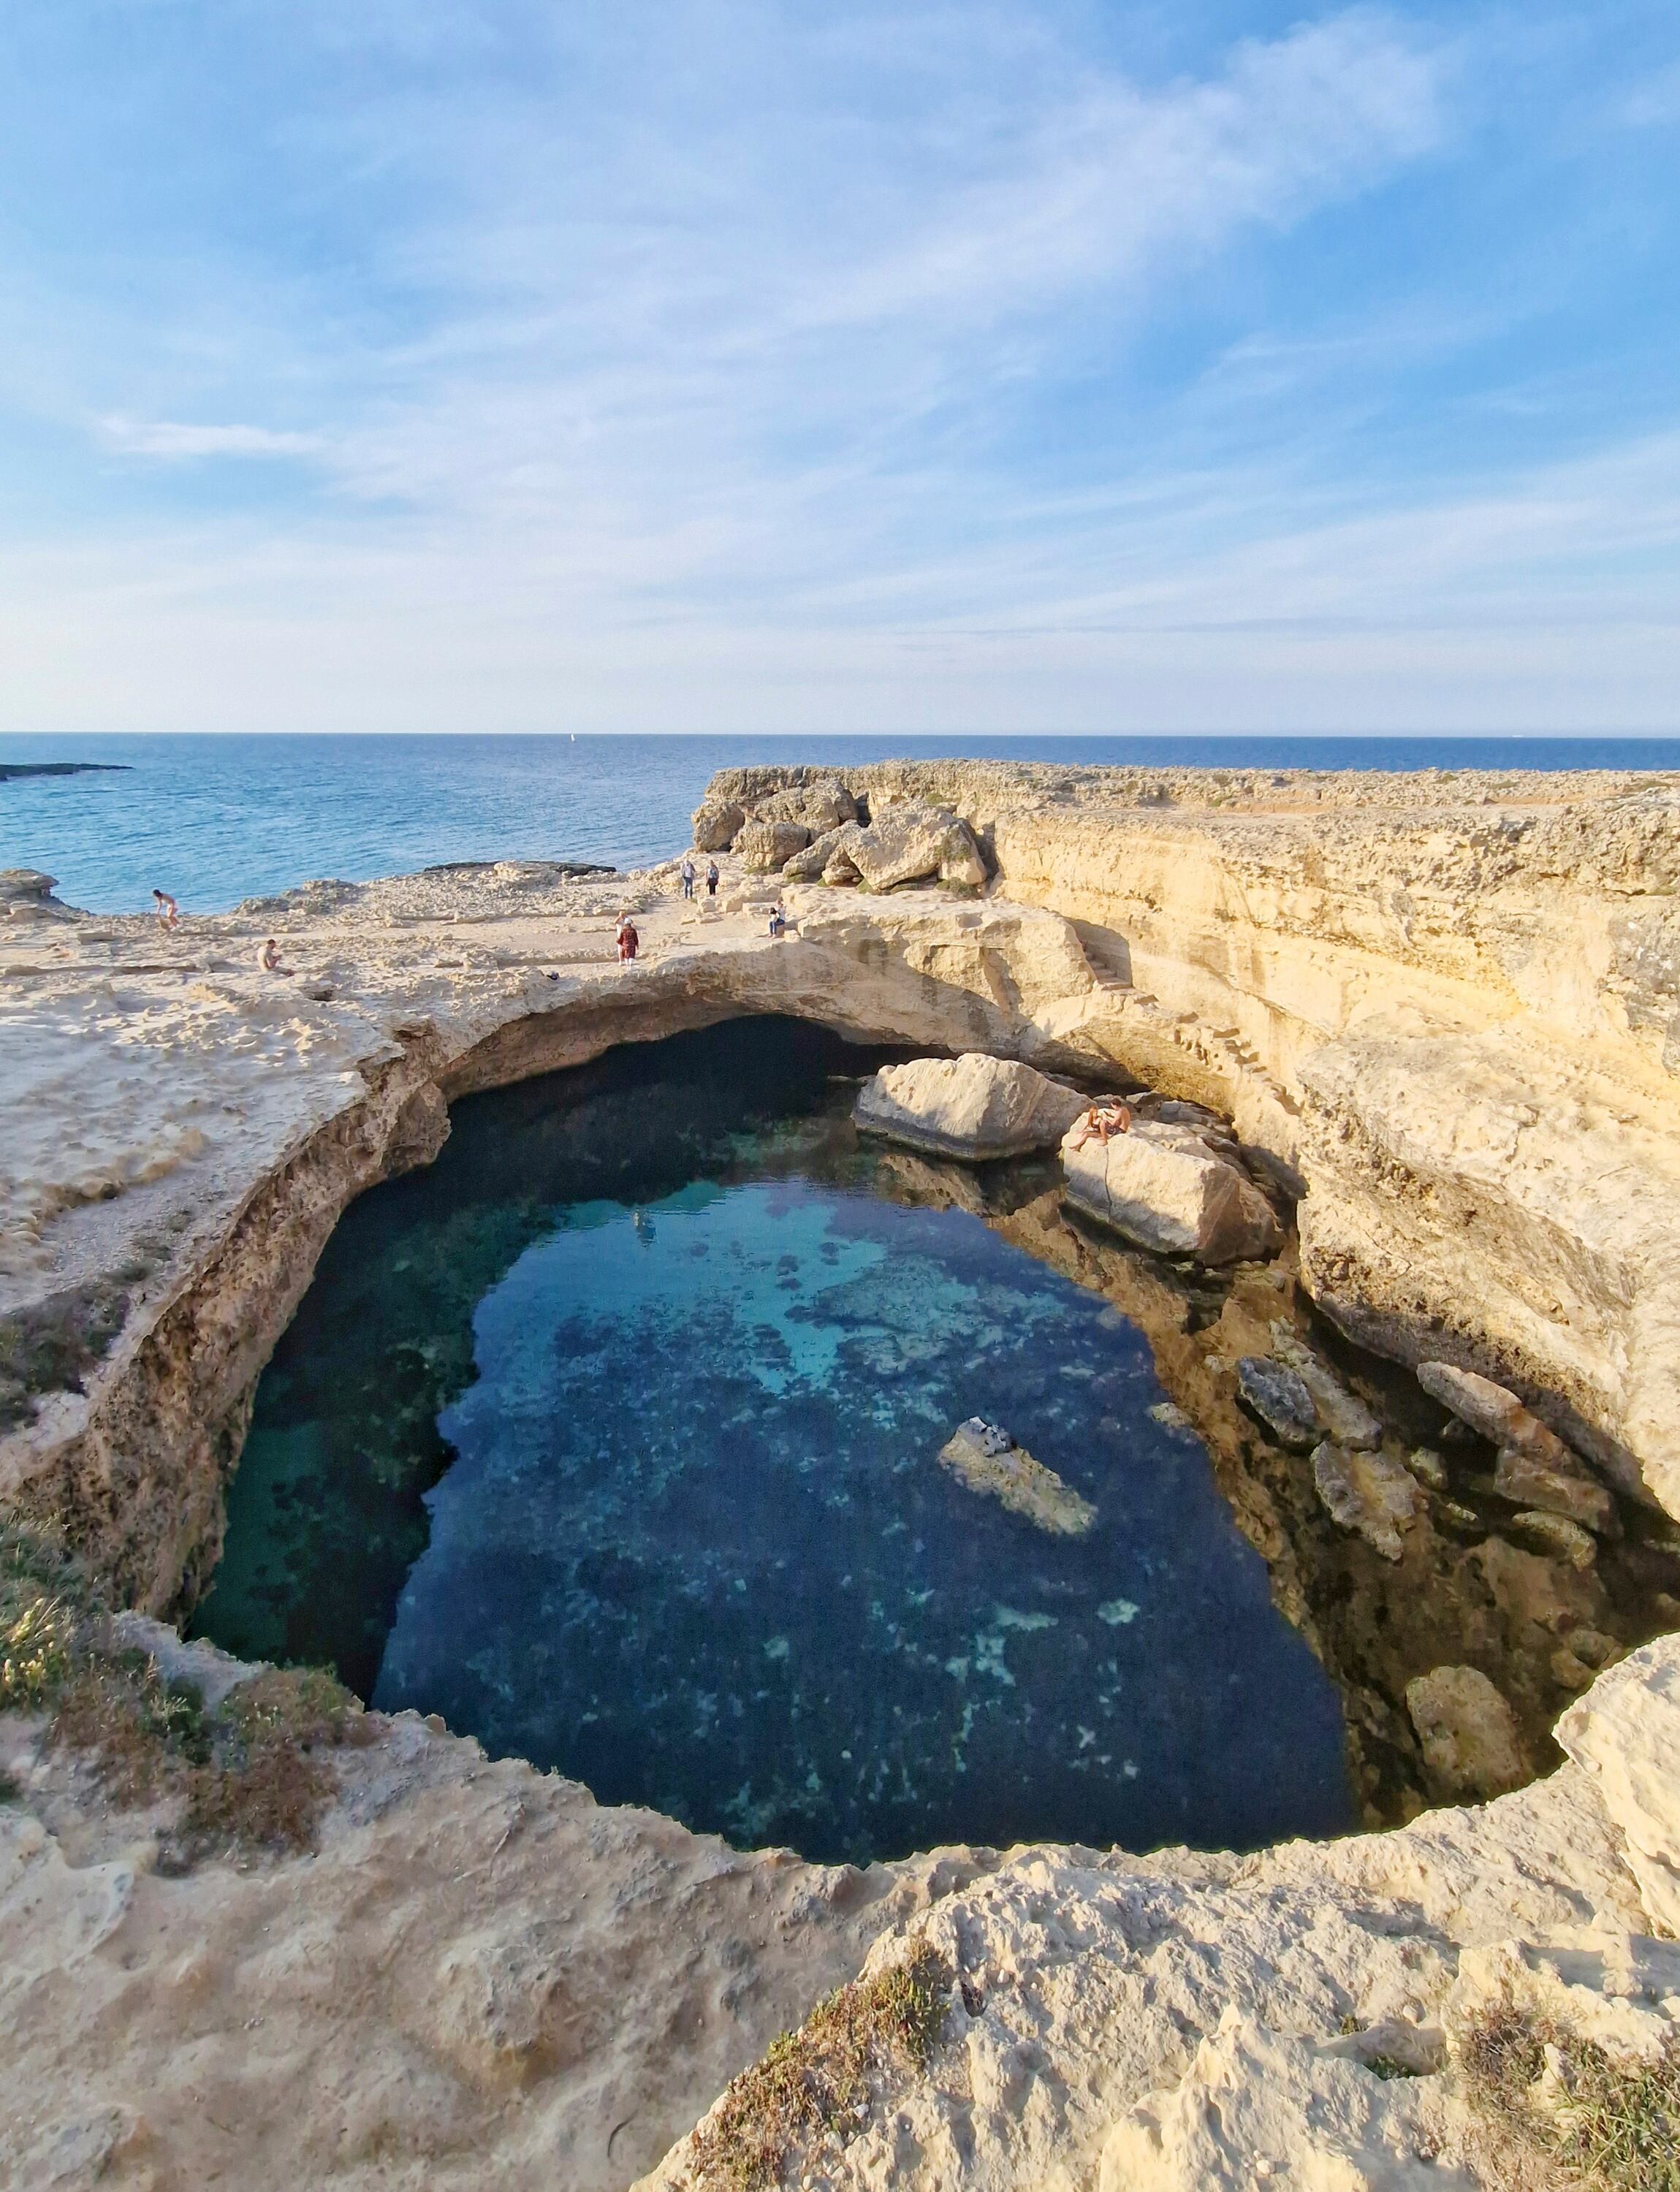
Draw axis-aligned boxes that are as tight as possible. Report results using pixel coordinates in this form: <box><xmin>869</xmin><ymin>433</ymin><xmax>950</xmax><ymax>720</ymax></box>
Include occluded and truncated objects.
<box><xmin>1</xmin><ymin>1520</ymin><xmax>360</xmax><ymax>1865</ymax></box>
<box><xmin>686</xmin><ymin>1941</ymin><xmax>949</xmax><ymax>2192</ymax></box>
<box><xmin>1459</xmin><ymin>1998</ymin><xmax>1680</xmax><ymax>2192</ymax></box>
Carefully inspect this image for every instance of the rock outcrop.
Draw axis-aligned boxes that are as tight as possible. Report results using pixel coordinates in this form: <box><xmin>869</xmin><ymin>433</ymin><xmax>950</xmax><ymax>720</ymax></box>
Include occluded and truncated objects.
<box><xmin>1557</xmin><ymin>1635</ymin><xmax>1680</xmax><ymax>1933</ymax></box>
<box><xmin>1312</xmin><ymin>1441</ymin><xmax>1422</xmax><ymax>1562</ymax></box>
<box><xmin>1060</xmin><ymin>1118</ymin><xmax>1281</xmax><ymax>1266</ymax></box>
<box><xmin>854</xmin><ymin>1054</ymin><xmax>1087</xmax><ymax>1160</ymax></box>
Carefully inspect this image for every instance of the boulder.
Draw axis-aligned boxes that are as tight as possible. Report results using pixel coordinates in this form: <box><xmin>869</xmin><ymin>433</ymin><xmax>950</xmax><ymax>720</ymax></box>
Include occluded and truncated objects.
<box><xmin>937</xmin><ymin>1418</ymin><xmax>1095</xmax><ymax>1537</ymax></box>
<box><xmin>1407</xmin><ymin>1447</ymin><xmax>1449</xmax><ymax>1492</ymax></box>
<box><xmin>836</xmin><ymin>804</ymin><xmax>987</xmax><ymax>892</ymax></box>
<box><xmin>1415</xmin><ymin>1361</ymin><xmax>1581</xmax><ymax>1471</ymax></box>
<box><xmin>1493</xmin><ymin>1447</ymin><xmax>1618</xmax><ymax>1536</ymax></box>
<box><xmin>1234</xmin><ymin>1359</ymin><xmax>1320</xmax><ymax>1450</ymax></box>
<box><xmin>1507</xmin><ymin>1508</ymin><xmax>1598</xmax><ymax>1568</ymax></box>
<box><xmin>1312</xmin><ymin>1442</ymin><xmax>1422</xmax><ymax>1562</ymax></box>
<box><xmin>756</xmin><ymin>779</ymin><xmax>857</xmax><ymax>834</ymax></box>
<box><xmin>781</xmin><ymin>825</ymin><xmax>851</xmax><ymax>883</ymax></box>
<box><xmin>1557</xmin><ymin>1634</ymin><xmax>1680</xmax><ymax>1935</ymax></box>
<box><xmin>734</xmin><ymin>818</ymin><xmax>810</xmax><ymax>872</ymax></box>
<box><xmin>1060</xmin><ymin>1119</ymin><xmax>1280</xmax><ymax>1266</ymax></box>
<box><xmin>822</xmin><ymin>842</ymin><xmax>862</xmax><ymax>885</ymax></box>
<box><xmin>856</xmin><ymin>1055</ymin><xmax>1088</xmax><ymax>1161</ymax></box>
<box><xmin>1269</xmin><ymin>1332</ymin><xmax>1383</xmax><ymax>1450</ymax></box>
<box><xmin>1404</xmin><ymin>1664</ymin><xmax>1529</xmax><ymax>1802</ymax></box>
<box><xmin>691</xmin><ymin>799</ymin><xmax>745</xmax><ymax>852</ymax></box>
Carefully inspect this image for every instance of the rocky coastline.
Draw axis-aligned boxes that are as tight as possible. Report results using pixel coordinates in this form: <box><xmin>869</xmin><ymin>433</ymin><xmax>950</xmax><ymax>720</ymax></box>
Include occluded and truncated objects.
<box><xmin>4</xmin><ymin>758</ymin><xmax>1679</xmax><ymax>2191</ymax></box>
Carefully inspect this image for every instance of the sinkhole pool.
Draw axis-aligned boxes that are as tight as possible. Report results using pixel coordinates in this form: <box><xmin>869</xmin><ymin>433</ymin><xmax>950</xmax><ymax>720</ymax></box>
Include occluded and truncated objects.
<box><xmin>193</xmin><ymin>1019</ymin><xmax>1355</xmax><ymax>1864</ymax></box>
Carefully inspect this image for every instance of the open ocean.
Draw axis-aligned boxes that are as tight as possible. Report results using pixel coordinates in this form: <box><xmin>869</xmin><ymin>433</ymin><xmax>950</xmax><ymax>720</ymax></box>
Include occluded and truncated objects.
<box><xmin>4</xmin><ymin>731</ymin><xmax>1679</xmax><ymax>917</ymax></box>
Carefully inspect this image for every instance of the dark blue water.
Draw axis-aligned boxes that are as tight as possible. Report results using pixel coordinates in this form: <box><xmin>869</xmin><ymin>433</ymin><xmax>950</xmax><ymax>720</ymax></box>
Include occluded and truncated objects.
<box><xmin>192</xmin><ymin>1019</ymin><xmax>1353</xmax><ymax>1865</ymax></box>
<box><xmin>4</xmin><ymin>730</ymin><xmax>1678</xmax><ymax>916</ymax></box>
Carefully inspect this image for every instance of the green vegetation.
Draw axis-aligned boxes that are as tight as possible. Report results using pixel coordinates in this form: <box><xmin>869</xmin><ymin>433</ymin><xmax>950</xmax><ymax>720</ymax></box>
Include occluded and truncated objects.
<box><xmin>1460</xmin><ymin>1998</ymin><xmax>1680</xmax><ymax>2192</ymax></box>
<box><xmin>686</xmin><ymin>1942</ymin><xmax>950</xmax><ymax>2191</ymax></box>
<box><xmin>0</xmin><ymin>1518</ymin><xmax>360</xmax><ymax>1864</ymax></box>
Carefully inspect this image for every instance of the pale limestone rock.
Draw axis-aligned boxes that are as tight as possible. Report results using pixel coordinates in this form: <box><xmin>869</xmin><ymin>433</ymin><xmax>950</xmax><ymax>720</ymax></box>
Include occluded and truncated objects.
<box><xmin>780</xmin><ymin>824</ymin><xmax>849</xmax><ymax>883</ymax></box>
<box><xmin>1099</xmin><ymin>2009</ymin><xmax>1470</xmax><ymax>2192</ymax></box>
<box><xmin>690</xmin><ymin>799</ymin><xmax>745</xmax><ymax>852</ymax></box>
<box><xmin>835</xmin><ymin>804</ymin><xmax>987</xmax><ymax>892</ymax></box>
<box><xmin>1557</xmin><ymin>1634</ymin><xmax>1680</xmax><ymax>1935</ymax></box>
<box><xmin>854</xmin><ymin>1054</ymin><xmax>1087</xmax><ymax>1160</ymax></box>
<box><xmin>1417</xmin><ymin>1361</ymin><xmax>1581</xmax><ymax>1470</ymax></box>
<box><xmin>1448</xmin><ymin>1931</ymin><xmax>1680</xmax><ymax>2064</ymax></box>
<box><xmin>1313</xmin><ymin>1442</ymin><xmax>1421</xmax><ymax>1561</ymax></box>
<box><xmin>936</xmin><ymin>1417</ymin><xmax>1095</xmax><ymax>1536</ymax></box>
<box><xmin>1060</xmin><ymin>1119</ymin><xmax>1281</xmax><ymax>1266</ymax></box>
<box><xmin>1494</xmin><ymin>1446</ymin><xmax>1617</xmax><ymax>1536</ymax></box>
<box><xmin>755</xmin><ymin>779</ymin><xmax>856</xmax><ymax>834</ymax></box>
<box><xmin>1405</xmin><ymin>1665</ymin><xmax>1529</xmax><ymax>1801</ymax></box>
<box><xmin>734</xmin><ymin>818</ymin><xmax>810</xmax><ymax>872</ymax></box>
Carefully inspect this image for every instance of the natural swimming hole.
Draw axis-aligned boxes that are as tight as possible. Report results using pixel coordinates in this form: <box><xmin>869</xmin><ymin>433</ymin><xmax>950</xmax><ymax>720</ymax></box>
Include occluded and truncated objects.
<box><xmin>192</xmin><ymin>1019</ymin><xmax>1353</xmax><ymax>1865</ymax></box>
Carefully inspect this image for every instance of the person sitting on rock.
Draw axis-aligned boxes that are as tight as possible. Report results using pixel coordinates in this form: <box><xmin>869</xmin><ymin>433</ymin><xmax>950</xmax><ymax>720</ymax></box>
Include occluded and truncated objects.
<box><xmin>768</xmin><ymin>904</ymin><xmax>786</xmax><ymax>937</ymax></box>
<box><xmin>1071</xmin><ymin>1099</ymin><xmax>1133</xmax><ymax>1149</ymax></box>
<box><xmin>259</xmin><ymin>937</ymin><xmax>294</xmax><ymax>974</ymax></box>
<box><xmin>152</xmin><ymin>888</ymin><xmax>180</xmax><ymax>932</ymax></box>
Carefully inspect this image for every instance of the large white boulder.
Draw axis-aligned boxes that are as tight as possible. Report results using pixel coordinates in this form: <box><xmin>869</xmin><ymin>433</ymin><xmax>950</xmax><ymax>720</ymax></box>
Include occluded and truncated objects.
<box><xmin>734</xmin><ymin>818</ymin><xmax>810</xmax><ymax>872</ymax></box>
<box><xmin>1060</xmin><ymin>1119</ymin><xmax>1280</xmax><ymax>1266</ymax></box>
<box><xmin>855</xmin><ymin>1054</ymin><xmax>1087</xmax><ymax>1160</ymax></box>
<box><xmin>690</xmin><ymin>798</ymin><xmax>745</xmax><ymax>851</ymax></box>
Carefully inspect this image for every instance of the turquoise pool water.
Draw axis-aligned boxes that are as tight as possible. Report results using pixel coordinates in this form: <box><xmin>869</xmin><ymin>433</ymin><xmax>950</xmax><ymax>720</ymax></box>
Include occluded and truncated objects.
<box><xmin>193</xmin><ymin>1019</ymin><xmax>1353</xmax><ymax>1864</ymax></box>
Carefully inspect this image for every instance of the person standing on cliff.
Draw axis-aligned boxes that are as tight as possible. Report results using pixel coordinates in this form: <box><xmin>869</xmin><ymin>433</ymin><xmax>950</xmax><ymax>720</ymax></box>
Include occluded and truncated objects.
<box><xmin>616</xmin><ymin>913</ymin><xmax>639</xmax><ymax>962</ymax></box>
<box><xmin>680</xmin><ymin>854</ymin><xmax>696</xmax><ymax>900</ymax></box>
<box><xmin>706</xmin><ymin>859</ymin><xmax>719</xmax><ymax>897</ymax></box>
<box><xmin>152</xmin><ymin>888</ymin><xmax>179</xmax><ymax>932</ymax></box>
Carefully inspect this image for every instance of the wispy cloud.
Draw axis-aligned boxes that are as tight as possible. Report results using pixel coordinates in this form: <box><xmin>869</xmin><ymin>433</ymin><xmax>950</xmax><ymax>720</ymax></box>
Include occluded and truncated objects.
<box><xmin>100</xmin><ymin>417</ymin><xmax>326</xmax><ymax>461</ymax></box>
<box><xmin>0</xmin><ymin>1</ymin><xmax>1676</xmax><ymax>731</ymax></box>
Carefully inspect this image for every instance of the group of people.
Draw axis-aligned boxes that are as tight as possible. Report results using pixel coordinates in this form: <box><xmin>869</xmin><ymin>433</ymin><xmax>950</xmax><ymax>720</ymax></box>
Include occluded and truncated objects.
<box><xmin>1069</xmin><ymin>1098</ymin><xmax>1133</xmax><ymax>1148</ymax></box>
<box><xmin>154</xmin><ymin>886</ymin><xmax>293</xmax><ymax>977</ymax></box>
<box><xmin>677</xmin><ymin>856</ymin><xmax>721</xmax><ymax>901</ymax></box>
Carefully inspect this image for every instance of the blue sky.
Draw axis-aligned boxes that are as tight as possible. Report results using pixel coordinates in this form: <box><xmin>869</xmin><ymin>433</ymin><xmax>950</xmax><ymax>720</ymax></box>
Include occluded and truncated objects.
<box><xmin>2</xmin><ymin>0</ymin><xmax>1679</xmax><ymax>733</ymax></box>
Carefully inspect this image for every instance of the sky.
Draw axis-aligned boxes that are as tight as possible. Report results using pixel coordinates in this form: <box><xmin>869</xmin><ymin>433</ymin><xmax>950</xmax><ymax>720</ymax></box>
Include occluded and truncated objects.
<box><xmin>1</xmin><ymin>0</ymin><xmax>1679</xmax><ymax>735</ymax></box>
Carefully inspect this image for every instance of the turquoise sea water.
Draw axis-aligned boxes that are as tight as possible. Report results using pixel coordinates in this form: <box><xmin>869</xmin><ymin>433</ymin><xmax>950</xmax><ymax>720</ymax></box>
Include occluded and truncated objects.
<box><xmin>5</xmin><ymin>730</ymin><xmax>1679</xmax><ymax>915</ymax></box>
<box><xmin>192</xmin><ymin>1020</ymin><xmax>1354</xmax><ymax>1865</ymax></box>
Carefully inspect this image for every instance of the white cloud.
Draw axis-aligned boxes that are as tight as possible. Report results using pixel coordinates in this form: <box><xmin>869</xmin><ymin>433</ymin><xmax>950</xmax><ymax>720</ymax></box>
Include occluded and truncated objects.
<box><xmin>100</xmin><ymin>417</ymin><xmax>326</xmax><ymax>461</ymax></box>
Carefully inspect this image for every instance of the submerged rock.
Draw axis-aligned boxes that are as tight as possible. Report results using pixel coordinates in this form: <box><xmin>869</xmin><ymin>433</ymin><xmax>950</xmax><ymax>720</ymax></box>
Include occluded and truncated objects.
<box><xmin>938</xmin><ymin>1418</ymin><xmax>1095</xmax><ymax>1537</ymax></box>
<box><xmin>1312</xmin><ymin>1442</ymin><xmax>1421</xmax><ymax>1562</ymax></box>
<box><xmin>1234</xmin><ymin>1358</ymin><xmax>1320</xmax><ymax>1450</ymax></box>
<box><xmin>1405</xmin><ymin>1664</ymin><xmax>1529</xmax><ymax>1801</ymax></box>
<box><xmin>855</xmin><ymin>1054</ymin><xmax>1087</xmax><ymax>1161</ymax></box>
<box><xmin>1060</xmin><ymin>1119</ymin><xmax>1280</xmax><ymax>1267</ymax></box>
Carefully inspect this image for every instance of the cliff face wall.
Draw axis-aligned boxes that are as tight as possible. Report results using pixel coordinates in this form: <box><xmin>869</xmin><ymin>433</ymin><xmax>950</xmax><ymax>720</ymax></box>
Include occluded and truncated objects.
<box><xmin>708</xmin><ymin>761</ymin><xmax>1680</xmax><ymax>1518</ymax></box>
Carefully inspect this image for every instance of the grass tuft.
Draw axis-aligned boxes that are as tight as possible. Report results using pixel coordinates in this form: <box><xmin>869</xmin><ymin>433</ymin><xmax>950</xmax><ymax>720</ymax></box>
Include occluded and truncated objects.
<box><xmin>685</xmin><ymin>1941</ymin><xmax>950</xmax><ymax>2192</ymax></box>
<box><xmin>1459</xmin><ymin>1998</ymin><xmax>1680</xmax><ymax>2192</ymax></box>
<box><xmin>1</xmin><ymin>1519</ymin><xmax>360</xmax><ymax>1864</ymax></box>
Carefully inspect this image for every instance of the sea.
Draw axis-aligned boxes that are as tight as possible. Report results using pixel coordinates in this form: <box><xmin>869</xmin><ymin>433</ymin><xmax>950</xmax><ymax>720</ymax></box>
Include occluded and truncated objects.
<box><xmin>4</xmin><ymin>731</ymin><xmax>1679</xmax><ymax>917</ymax></box>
